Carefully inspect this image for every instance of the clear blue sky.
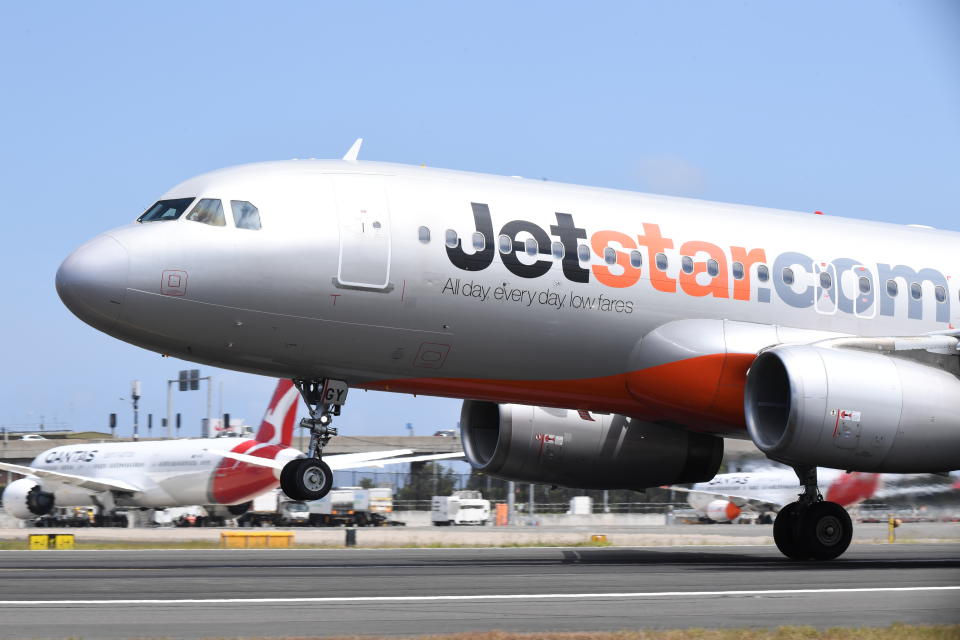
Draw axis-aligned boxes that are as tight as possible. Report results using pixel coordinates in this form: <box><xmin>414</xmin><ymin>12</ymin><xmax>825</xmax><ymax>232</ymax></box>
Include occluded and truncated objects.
<box><xmin>1</xmin><ymin>2</ymin><xmax>957</xmax><ymax>438</ymax></box>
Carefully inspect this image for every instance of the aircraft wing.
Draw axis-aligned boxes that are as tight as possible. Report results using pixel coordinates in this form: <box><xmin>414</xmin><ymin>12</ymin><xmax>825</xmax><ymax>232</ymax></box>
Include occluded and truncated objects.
<box><xmin>667</xmin><ymin>484</ymin><xmax>782</xmax><ymax>512</ymax></box>
<box><xmin>210</xmin><ymin>449</ymin><xmax>464</xmax><ymax>471</ymax></box>
<box><xmin>339</xmin><ymin>452</ymin><xmax>465</xmax><ymax>469</ymax></box>
<box><xmin>0</xmin><ymin>461</ymin><xmax>140</xmax><ymax>494</ymax></box>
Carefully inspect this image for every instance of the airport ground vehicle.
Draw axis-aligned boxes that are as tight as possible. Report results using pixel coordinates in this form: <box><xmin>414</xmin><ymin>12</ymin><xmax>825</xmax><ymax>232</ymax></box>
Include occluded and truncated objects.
<box><xmin>237</xmin><ymin>490</ymin><xmax>310</xmax><ymax>527</ymax></box>
<box><xmin>56</xmin><ymin>141</ymin><xmax>960</xmax><ymax>560</ymax></box>
<box><xmin>33</xmin><ymin>506</ymin><xmax>126</xmax><ymax>527</ymax></box>
<box><xmin>432</xmin><ymin>491</ymin><xmax>490</xmax><ymax>526</ymax></box>
<box><xmin>308</xmin><ymin>487</ymin><xmax>390</xmax><ymax>526</ymax></box>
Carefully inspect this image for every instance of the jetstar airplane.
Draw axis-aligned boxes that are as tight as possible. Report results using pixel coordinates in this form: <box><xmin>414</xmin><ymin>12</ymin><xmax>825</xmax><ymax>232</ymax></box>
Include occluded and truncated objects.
<box><xmin>1</xmin><ymin>379</ymin><xmax>460</xmax><ymax>523</ymax></box>
<box><xmin>55</xmin><ymin>139</ymin><xmax>960</xmax><ymax>559</ymax></box>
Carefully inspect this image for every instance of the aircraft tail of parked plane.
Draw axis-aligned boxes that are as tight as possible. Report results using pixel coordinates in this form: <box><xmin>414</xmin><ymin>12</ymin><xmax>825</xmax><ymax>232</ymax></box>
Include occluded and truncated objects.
<box><xmin>254</xmin><ymin>379</ymin><xmax>298</xmax><ymax>447</ymax></box>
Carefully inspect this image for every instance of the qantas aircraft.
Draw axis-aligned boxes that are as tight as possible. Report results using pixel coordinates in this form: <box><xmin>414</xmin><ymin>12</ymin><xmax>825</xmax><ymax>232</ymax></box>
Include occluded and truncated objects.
<box><xmin>679</xmin><ymin>467</ymin><xmax>959</xmax><ymax>523</ymax></box>
<box><xmin>1</xmin><ymin>379</ymin><xmax>458</xmax><ymax>523</ymax></box>
<box><xmin>673</xmin><ymin>468</ymin><xmax>883</xmax><ymax>523</ymax></box>
<box><xmin>54</xmin><ymin>140</ymin><xmax>960</xmax><ymax>559</ymax></box>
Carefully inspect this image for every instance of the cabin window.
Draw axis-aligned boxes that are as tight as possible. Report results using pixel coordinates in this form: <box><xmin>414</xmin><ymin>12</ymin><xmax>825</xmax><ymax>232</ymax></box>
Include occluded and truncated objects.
<box><xmin>418</xmin><ymin>226</ymin><xmax>431</xmax><ymax>244</ymax></box>
<box><xmin>707</xmin><ymin>259</ymin><xmax>720</xmax><ymax>277</ymax></box>
<box><xmin>782</xmin><ymin>267</ymin><xmax>795</xmax><ymax>286</ymax></box>
<box><xmin>886</xmin><ymin>280</ymin><xmax>898</xmax><ymax>297</ymax></box>
<box><xmin>444</xmin><ymin>229</ymin><xmax>458</xmax><ymax>248</ymax></box>
<box><xmin>757</xmin><ymin>264</ymin><xmax>770</xmax><ymax>282</ymax></box>
<box><xmin>655</xmin><ymin>253</ymin><xmax>668</xmax><ymax>271</ymax></box>
<box><xmin>935</xmin><ymin>285</ymin><xmax>946</xmax><ymax>303</ymax></box>
<box><xmin>819</xmin><ymin>271</ymin><xmax>832</xmax><ymax>289</ymax></box>
<box><xmin>858</xmin><ymin>276</ymin><xmax>871</xmax><ymax>294</ymax></box>
<box><xmin>732</xmin><ymin>262</ymin><xmax>744</xmax><ymax>280</ymax></box>
<box><xmin>577</xmin><ymin>244</ymin><xmax>591</xmax><ymax>262</ymax></box>
<box><xmin>185</xmin><ymin>198</ymin><xmax>226</xmax><ymax>227</ymax></box>
<box><xmin>471</xmin><ymin>232</ymin><xmax>485</xmax><ymax>251</ymax></box>
<box><xmin>524</xmin><ymin>237</ymin><xmax>538</xmax><ymax>257</ymax></box>
<box><xmin>138</xmin><ymin>197</ymin><xmax>195</xmax><ymax>223</ymax></box>
<box><xmin>231</xmin><ymin>201</ymin><xmax>261</xmax><ymax>230</ymax></box>
<box><xmin>910</xmin><ymin>282</ymin><xmax>922</xmax><ymax>300</ymax></box>
<box><xmin>551</xmin><ymin>241</ymin><xmax>565</xmax><ymax>260</ymax></box>
<box><xmin>681</xmin><ymin>256</ymin><xmax>694</xmax><ymax>274</ymax></box>
<box><xmin>629</xmin><ymin>250</ymin><xmax>643</xmax><ymax>268</ymax></box>
<box><xmin>603</xmin><ymin>247</ymin><xmax>616</xmax><ymax>265</ymax></box>
<box><xmin>499</xmin><ymin>234</ymin><xmax>512</xmax><ymax>254</ymax></box>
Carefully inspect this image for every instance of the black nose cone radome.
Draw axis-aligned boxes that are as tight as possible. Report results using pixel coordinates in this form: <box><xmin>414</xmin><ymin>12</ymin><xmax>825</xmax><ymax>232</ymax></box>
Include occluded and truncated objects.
<box><xmin>56</xmin><ymin>235</ymin><xmax>129</xmax><ymax>330</ymax></box>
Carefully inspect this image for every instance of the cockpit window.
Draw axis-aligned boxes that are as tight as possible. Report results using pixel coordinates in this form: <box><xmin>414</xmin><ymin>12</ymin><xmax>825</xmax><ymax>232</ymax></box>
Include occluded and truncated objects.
<box><xmin>185</xmin><ymin>198</ymin><xmax>226</xmax><ymax>227</ymax></box>
<box><xmin>138</xmin><ymin>198</ymin><xmax>195</xmax><ymax>223</ymax></box>
<box><xmin>231</xmin><ymin>201</ymin><xmax>261</xmax><ymax>230</ymax></box>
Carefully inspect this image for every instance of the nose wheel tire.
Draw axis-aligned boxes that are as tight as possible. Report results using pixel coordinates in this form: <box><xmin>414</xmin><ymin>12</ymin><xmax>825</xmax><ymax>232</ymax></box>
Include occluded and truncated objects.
<box><xmin>280</xmin><ymin>458</ymin><xmax>333</xmax><ymax>501</ymax></box>
<box><xmin>773</xmin><ymin>500</ymin><xmax>852</xmax><ymax>561</ymax></box>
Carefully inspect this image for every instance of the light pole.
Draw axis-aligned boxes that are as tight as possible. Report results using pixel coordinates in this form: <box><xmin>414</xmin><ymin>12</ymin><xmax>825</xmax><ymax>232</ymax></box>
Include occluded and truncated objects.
<box><xmin>131</xmin><ymin>380</ymin><xmax>141</xmax><ymax>442</ymax></box>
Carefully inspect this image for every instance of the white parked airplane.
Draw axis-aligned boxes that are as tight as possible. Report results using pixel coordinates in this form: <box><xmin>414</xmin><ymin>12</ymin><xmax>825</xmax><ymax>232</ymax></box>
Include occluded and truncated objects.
<box><xmin>55</xmin><ymin>140</ymin><xmax>960</xmax><ymax>559</ymax></box>
<box><xmin>676</xmin><ymin>468</ymin><xmax>958</xmax><ymax>523</ymax></box>
<box><xmin>672</xmin><ymin>468</ymin><xmax>883</xmax><ymax>523</ymax></box>
<box><xmin>1</xmin><ymin>379</ymin><xmax>460</xmax><ymax>523</ymax></box>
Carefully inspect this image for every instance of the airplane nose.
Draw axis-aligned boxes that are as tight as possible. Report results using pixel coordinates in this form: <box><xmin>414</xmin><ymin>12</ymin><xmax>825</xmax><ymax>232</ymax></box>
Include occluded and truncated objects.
<box><xmin>56</xmin><ymin>234</ymin><xmax>129</xmax><ymax>329</ymax></box>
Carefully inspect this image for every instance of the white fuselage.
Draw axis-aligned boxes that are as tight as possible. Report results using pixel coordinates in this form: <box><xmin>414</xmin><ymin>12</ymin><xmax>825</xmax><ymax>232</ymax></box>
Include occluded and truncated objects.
<box><xmin>29</xmin><ymin>438</ymin><xmax>300</xmax><ymax>508</ymax></box>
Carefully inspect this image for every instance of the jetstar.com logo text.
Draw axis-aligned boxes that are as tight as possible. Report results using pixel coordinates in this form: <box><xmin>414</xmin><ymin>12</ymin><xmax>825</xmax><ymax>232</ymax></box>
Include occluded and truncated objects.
<box><xmin>443</xmin><ymin>203</ymin><xmax>950</xmax><ymax>323</ymax></box>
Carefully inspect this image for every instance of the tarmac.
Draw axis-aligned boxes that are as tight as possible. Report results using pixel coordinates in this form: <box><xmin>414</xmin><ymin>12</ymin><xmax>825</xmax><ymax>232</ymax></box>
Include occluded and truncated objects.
<box><xmin>0</xmin><ymin>543</ymin><xmax>957</xmax><ymax>639</ymax></box>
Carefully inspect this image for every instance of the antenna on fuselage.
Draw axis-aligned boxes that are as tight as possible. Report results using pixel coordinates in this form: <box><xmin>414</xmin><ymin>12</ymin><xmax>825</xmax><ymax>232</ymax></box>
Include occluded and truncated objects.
<box><xmin>342</xmin><ymin>138</ymin><xmax>363</xmax><ymax>163</ymax></box>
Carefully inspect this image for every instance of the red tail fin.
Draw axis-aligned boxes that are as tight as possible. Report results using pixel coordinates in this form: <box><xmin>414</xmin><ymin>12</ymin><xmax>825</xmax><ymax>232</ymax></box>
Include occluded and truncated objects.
<box><xmin>254</xmin><ymin>379</ymin><xmax>299</xmax><ymax>447</ymax></box>
<box><xmin>825</xmin><ymin>472</ymin><xmax>881</xmax><ymax>506</ymax></box>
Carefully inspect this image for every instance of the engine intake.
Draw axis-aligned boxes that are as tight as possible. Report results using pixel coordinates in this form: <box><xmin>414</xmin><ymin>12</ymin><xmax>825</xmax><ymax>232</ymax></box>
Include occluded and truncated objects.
<box><xmin>460</xmin><ymin>401</ymin><xmax>723</xmax><ymax>489</ymax></box>
<box><xmin>745</xmin><ymin>345</ymin><xmax>960</xmax><ymax>472</ymax></box>
<box><xmin>1</xmin><ymin>479</ymin><xmax>55</xmax><ymax>520</ymax></box>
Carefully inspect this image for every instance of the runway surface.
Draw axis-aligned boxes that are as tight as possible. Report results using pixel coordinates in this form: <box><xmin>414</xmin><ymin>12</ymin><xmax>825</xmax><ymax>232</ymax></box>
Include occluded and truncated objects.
<box><xmin>0</xmin><ymin>544</ymin><xmax>957</xmax><ymax>639</ymax></box>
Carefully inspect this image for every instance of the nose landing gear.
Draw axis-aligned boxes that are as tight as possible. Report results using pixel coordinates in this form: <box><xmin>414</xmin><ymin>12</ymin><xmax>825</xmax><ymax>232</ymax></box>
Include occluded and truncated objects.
<box><xmin>773</xmin><ymin>466</ymin><xmax>853</xmax><ymax>561</ymax></box>
<box><xmin>279</xmin><ymin>379</ymin><xmax>348</xmax><ymax>501</ymax></box>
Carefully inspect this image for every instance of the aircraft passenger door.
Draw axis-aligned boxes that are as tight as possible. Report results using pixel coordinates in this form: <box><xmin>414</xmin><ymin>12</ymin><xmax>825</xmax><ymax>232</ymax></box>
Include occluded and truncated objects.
<box><xmin>334</xmin><ymin>175</ymin><xmax>392</xmax><ymax>290</ymax></box>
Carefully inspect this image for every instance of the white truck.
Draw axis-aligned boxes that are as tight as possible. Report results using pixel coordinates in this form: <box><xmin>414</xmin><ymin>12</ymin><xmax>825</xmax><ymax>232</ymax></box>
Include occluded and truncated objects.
<box><xmin>236</xmin><ymin>490</ymin><xmax>310</xmax><ymax>527</ymax></box>
<box><xmin>432</xmin><ymin>491</ymin><xmax>491</xmax><ymax>526</ymax></box>
<box><xmin>307</xmin><ymin>487</ymin><xmax>392</xmax><ymax>526</ymax></box>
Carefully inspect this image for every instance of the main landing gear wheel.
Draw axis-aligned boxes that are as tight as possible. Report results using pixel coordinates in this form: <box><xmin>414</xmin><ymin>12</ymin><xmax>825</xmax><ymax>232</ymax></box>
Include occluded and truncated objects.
<box><xmin>772</xmin><ymin>465</ymin><xmax>853</xmax><ymax>561</ymax></box>
<box><xmin>801</xmin><ymin>501</ymin><xmax>852</xmax><ymax>560</ymax></box>
<box><xmin>281</xmin><ymin>458</ymin><xmax>333</xmax><ymax>501</ymax></box>
<box><xmin>773</xmin><ymin>503</ymin><xmax>809</xmax><ymax>560</ymax></box>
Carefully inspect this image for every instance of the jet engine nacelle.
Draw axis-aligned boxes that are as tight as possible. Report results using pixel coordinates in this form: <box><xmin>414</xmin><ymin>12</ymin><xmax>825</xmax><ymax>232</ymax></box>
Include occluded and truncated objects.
<box><xmin>2</xmin><ymin>478</ymin><xmax>55</xmax><ymax>520</ymax></box>
<box><xmin>460</xmin><ymin>401</ymin><xmax>723</xmax><ymax>489</ymax></box>
<box><xmin>705</xmin><ymin>499</ymin><xmax>741</xmax><ymax>523</ymax></box>
<box><xmin>204</xmin><ymin>502</ymin><xmax>253</xmax><ymax>519</ymax></box>
<box><xmin>745</xmin><ymin>345</ymin><xmax>960</xmax><ymax>473</ymax></box>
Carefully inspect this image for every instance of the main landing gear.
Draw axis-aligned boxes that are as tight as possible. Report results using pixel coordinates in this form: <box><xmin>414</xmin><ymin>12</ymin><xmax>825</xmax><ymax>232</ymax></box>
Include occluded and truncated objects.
<box><xmin>279</xmin><ymin>379</ymin><xmax>349</xmax><ymax>501</ymax></box>
<box><xmin>773</xmin><ymin>465</ymin><xmax>853</xmax><ymax>561</ymax></box>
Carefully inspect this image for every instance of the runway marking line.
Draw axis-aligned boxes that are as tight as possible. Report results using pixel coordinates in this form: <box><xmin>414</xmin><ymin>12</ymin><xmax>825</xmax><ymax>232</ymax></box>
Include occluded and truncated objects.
<box><xmin>1</xmin><ymin>586</ymin><xmax>957</xmax><ymax>605</ymax></box>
